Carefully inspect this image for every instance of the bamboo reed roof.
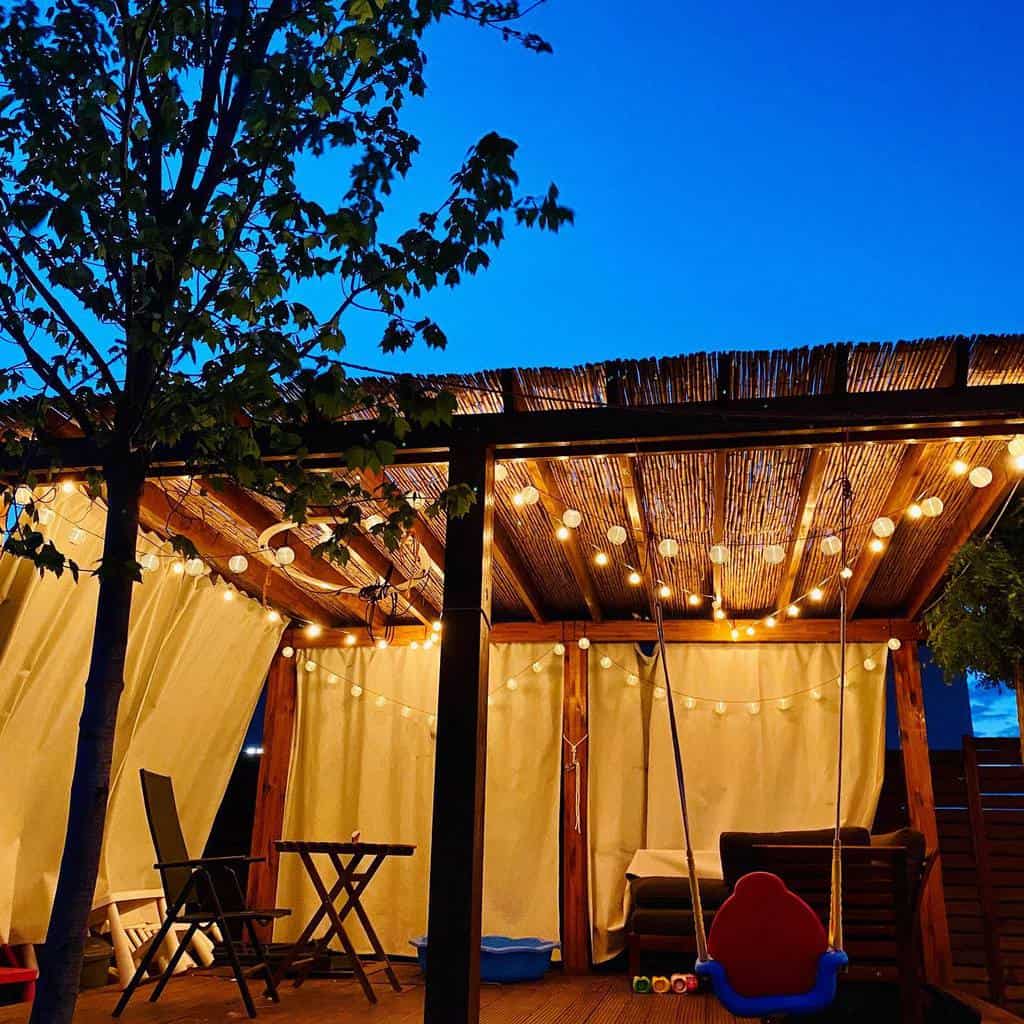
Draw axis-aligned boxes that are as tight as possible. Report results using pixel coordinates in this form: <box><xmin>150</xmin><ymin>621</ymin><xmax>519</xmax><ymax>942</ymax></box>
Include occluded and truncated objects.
<box><xmin>6</xmin><ymin>334</ymin><xmax>1024</xmax><ymax>630</ymax></box>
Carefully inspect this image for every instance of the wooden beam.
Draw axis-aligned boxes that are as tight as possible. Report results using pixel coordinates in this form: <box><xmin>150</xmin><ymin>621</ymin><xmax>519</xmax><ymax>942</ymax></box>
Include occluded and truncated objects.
<box><xmin>424</xmin><ymin>443</ymin><xmax>494</xmax><ymax>1024</ymax></box>
<box><xmin>712</xmin><ymin>450</ymin><xmax>727</xmax><ymax>603</ymax></box>
<box><xmin>619</xmin><ymin>455</ymin><xmax>651</xmax><ymax>583</ymax></box>
<box><xmin>527</xmin><ymin>461</ymin><xmax>602</xmax><ymax>621</ymax></box>
<box><xmin>196</xmin><ymin>478</ymin><xmax>373</xmax><ymax>624</ymax></box>
<box><xmin>777</xmin><ymin>448</ymin><xmax>828</xmax><ymax>610</ymax></box>
<box><xmin>904</xmin><ymin>460</ymin><xmax>1018</xmax><ymax>619</ymax></box>
<box><xmin>846</xmin><ymin>445</ymin><xmax>929</xmax><ymax>615</ymax></box>
<box><xmin>300</xmin><ymin>617</ymin><xmax>924</xmax><ymax>649</ymax></box>
<box><xmin>138</xmin><ymin>483</ymin><xmax>336</xmax><ymax>625</ymax></box>
<box><xmin>560</xmin><ymin>623</ymin><xmax>591</xmax><ymax>973</ymax></box>
<box><xmin>892</xmin><ymin>642</ymin><xmax>953</xmax><ymax>986</ymax></box>
<box><xmin>246</xmin><ymin>645</ymin><xmax>298</xmax><ymax>940</ymax></box>
<box><xmin>20</xmin><ymin>382</ymin><xmax>1024</xmax><ymax>475</ymax></box>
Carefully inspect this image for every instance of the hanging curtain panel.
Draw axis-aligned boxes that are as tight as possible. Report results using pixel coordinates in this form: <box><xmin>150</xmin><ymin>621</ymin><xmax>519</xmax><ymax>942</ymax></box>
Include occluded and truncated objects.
<box><xmin>588</xmin><ymin>641</ymin><xmax>888</xmax><ymax>962</ymax></box>
<box><xmin>0</xmin><ymin>491</ymin><xmax>283</xmax><ymax>943</ymax></box>
<box><xmin>277</xmin><ymin>641</ymin><xmax>563</xmax><ymax>955</ymax></box>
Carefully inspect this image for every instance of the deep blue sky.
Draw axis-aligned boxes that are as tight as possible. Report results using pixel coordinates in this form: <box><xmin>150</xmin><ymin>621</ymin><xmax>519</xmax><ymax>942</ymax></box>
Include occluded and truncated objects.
<box><xmin>309</xmin><ymin>0</ymin><xmax>1024</xmax><ymax>375</ymax></box>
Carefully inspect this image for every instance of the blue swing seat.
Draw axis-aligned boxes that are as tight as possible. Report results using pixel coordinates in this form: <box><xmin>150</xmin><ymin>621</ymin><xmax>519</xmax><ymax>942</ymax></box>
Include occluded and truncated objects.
<box><xmin>695</xmin><ymin>949</ymin><xmax>848</xmax><ymax>1018</ymax></box>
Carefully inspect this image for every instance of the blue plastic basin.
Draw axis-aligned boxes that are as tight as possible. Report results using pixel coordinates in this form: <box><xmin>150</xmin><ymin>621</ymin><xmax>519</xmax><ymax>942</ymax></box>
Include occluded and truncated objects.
<box><xmin>409</xmin><ymin>935</ymin><xmax>559</xmax><ymax>982</ymax></box>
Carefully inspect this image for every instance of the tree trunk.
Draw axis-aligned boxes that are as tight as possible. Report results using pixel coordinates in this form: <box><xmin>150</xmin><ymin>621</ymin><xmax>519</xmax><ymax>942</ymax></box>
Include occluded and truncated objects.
<box><xmin>30</xmin><ymin>463</ymin><xmax>144</xmax><ymax>1024</ymax></box>
<box><xmin>1015</xmin><ymin>662</ymin><xmax>1024</xmax><ymax>765</ymax></box>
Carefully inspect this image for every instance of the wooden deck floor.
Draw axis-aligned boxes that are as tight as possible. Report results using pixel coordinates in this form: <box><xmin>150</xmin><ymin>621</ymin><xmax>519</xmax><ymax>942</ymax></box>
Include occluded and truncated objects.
<box><xmin>0</xmin><ymin>965</ymin><xmax>1019</xmax><ymax>1024</ymax></box>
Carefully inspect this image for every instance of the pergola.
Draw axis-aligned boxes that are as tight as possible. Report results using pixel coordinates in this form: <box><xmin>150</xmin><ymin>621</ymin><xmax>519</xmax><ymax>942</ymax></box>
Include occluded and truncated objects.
<box><xmin>8</xmin><ymin>333</ymin><xmax>1024</xmax><ymax>1023</ymax></box>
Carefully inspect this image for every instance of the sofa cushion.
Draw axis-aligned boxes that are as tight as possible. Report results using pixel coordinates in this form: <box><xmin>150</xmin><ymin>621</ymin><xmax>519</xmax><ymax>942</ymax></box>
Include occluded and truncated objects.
<box><xmin>630</xmin><ymin>875</ymin><xmax>729</xmax><ymax>910</ymax></box>
<box><xmin>631</xmin><ymin>906</ymin><xmax>714</xmax><ymax>937</ymax></box>
<box><xmin>720</xmin><ymin>827</ymin><xmax>870</xmax><ymax>888</ymax></box>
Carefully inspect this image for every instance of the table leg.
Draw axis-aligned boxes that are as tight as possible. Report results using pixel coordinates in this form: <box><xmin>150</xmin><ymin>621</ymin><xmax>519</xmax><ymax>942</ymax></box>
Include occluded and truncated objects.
<box><xmin>299</xmin><ymin>850</ymin><xmax>377</xmax><ymax>1005</ymax></box>
<box><xmin>329</xmin><ymin>851</ymin><xmax>402</xmax><ymax>992</ymax></box>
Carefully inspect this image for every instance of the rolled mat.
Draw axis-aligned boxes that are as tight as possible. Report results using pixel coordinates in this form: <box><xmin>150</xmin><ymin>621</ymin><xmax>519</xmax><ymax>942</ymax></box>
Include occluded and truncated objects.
<box><xmin>651</xmin><ymin>976</ymin><xmax>670</xmax><ymax>994</ymax></box>
<box><xmin>632</xmin><ymin>976</ymin><xmax>652</xmax><ymax>994</ymax></box>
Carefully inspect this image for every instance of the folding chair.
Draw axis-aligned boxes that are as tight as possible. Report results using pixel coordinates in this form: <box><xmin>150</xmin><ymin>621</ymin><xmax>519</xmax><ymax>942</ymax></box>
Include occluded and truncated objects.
<box><xmin>112</xmin><ymin>770</ymin><xmax>290</xmax><ymax>1018</ymax></box>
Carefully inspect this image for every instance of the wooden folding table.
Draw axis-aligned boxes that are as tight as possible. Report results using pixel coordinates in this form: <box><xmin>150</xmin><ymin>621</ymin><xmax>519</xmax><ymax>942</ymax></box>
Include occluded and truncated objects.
<box><xmin>274</xmin><ymin>840</ymin><xmax>415</xmax><ymax>1003</ymax></box>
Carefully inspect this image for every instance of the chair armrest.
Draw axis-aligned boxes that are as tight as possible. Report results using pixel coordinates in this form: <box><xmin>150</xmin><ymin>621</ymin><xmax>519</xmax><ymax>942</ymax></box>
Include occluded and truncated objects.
<box><xmin>154</xmin><ymin>855</ymin><xmax>265</xmax><ymax>870</ymax></box>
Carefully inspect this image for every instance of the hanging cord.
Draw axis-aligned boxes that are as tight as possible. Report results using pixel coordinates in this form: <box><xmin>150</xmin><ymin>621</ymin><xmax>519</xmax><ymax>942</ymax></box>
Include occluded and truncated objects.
<box><xmin>562</xmin><ymin>735</ymin><xmax>588</xmax><ymax>833</ymax></box>
<box><xmin>828</xmin><ymin>439</ymin><xmax>852</xmax><ymax>953</ymax></box>
<box><xmin>632</xmin><ymin>454</ymin><xmax>708</xmax><ymax>961</ymax></box>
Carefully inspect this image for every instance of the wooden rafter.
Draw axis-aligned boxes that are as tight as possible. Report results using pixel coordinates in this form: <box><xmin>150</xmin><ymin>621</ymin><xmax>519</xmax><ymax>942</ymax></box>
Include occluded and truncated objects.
<box><xmin>194</xmin><ymin>478</ymin><xmax>375</xmax><ymax>624</ymax></box>
<box><xmin>777</xmin><ymin>448</ymin><xmax>828</xmax><ymax>610</ymax></box>
<box><xmin>356</xmin><ymin>467</ymin><xmax>545</xmax><ymax>622</ymax></box>
<box><xmin>527</xmin><ymin>460</ymin><xmax>602</xmax><ymax>621</ymax></box>
<box><xmin>712</xmin><ymin>451</ymin><xmax>728</xmax><ymax>604</ymax></box>
<box><xmin>904</xmin><ymin>460</ymin><xmax>1018</xmax><ymax>619</ymax></box>
<box><xmin>846</xmin><ymin>444</ymin><xmax>929</xmax><ymax>615</ymax></box>
<box><xmin>138</xmin><ymin>483</ymin><xmax>339</xmax><ymax>625</ymax></box>
<box><xmin>618</xmin><ymin>455</ymin><xmax>651</xmax><ymax>584</ymax></box>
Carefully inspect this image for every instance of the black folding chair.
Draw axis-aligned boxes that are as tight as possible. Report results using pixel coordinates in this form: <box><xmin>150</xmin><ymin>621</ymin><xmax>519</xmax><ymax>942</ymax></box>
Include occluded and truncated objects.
<box><xmin>112</xmin><ymin>770</ymin><xmax>290</xmax><ymax>1018</ymax></box>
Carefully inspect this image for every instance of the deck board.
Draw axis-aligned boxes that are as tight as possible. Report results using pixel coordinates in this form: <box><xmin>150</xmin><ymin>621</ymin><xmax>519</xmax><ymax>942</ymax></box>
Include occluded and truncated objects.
<box><xmin>0</xmin><ymin>965</ymin><xmax>1017</xmax><ymax>1024</ymax></box>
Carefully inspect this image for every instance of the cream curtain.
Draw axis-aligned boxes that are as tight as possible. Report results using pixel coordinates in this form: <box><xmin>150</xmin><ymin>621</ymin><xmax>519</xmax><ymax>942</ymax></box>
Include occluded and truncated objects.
<box><xmin>0</xmin><ymin>491</ymin><xmax>283</xmax><ymax>943</ymax></box>
<box><xmin>588</xmin><ymin>641</ymin><xmax>888</xmax><ymax>962</ymax></box>
<box><xmin>277</xmin><ymin>641</ymin><xmax>563</xmax><ymax>955</ymax></box>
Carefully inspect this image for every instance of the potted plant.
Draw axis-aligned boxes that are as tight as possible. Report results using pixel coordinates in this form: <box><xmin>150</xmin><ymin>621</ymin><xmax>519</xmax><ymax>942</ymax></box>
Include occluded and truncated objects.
<box><xmin>926</xmin><ymin>495</ymin><xmax>1024</xmax><ymax>752</ymax></box>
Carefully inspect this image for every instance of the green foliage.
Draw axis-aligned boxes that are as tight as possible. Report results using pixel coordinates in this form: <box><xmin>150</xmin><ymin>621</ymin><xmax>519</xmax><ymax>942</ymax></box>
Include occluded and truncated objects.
<box><xmin>0</xmin><ymin>0</ymin><xmax>571</xmax><ymax>575</ymax></box>
<box><xmin>926</xmin><ymin>496</ymin><xmax>1024</xmax><ymax>688</ymax></box>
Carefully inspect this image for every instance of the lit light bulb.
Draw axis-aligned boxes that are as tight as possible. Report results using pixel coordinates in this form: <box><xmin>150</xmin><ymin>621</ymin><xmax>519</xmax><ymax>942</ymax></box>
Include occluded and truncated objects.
<box><xmin>820</xmin><ymin>534</ymin><xmax>841</xmax><ymax>557</ymax></box>
<box><xmin>304</xmin><ymin>660</ymin><xmax>316</xmax><ymax>672</ymax></box>
<box><xmin>747</xmin><ymin>702</ymin><xmax>760</xmax><ymax>716</ymax></box>
<box><xmin>1014</xmin><ymin>454</ymin><xmax>1024</xmax><ymax>473</ymax></box>
<box><xmin>966</xmin><ymin>464</ymin><xmax>991</xmax><ymax>487</ymax></box>
<box><xmin>745</xmin><ymin>626</ymin><xmax>755</xmax><ymax>636</ymax></box>
<box><xmin>730</xmin><ymin>628</ymin><xmax>740</xmax><ymax>641</ymax></box>
<box><xmin>683</xmin><ymin>696</ymin><xmax>696</xmax><ymax>710</ymax></box>
<box><xmin>37</xmin><ymin>507</ymin><xmax>55</xmax><ymax>526</ymax></box>
<box><xmin>658</xmin><ymin>538</ymin><xmax>679</xmax><ymax>558</ymax></box>
<box><xmin>594</xmin><ymin>551</ymin><xmax>609</xmax><ymax>567</ymax></box>
<box><xmin>228</xmin><ymin>554</ymin><xmax>249</xmax><ymax>574</ymax></box>
<box><xmin>520</xmin><ymin>485</ymin><xmax>540</xmax><ymax>505</ymax></box>
<box><xmin>840</xmin><ymin>566</ymin><xmax>853</xmax><ymax>580</ymax></box>
<box><xmin>1009</xmin><ymin>435</ymin><xmax>1024</xmax><ymax>458</ymax></box>
<box><xmin>506</xmin><ymin>677</ymin><xmax>518</xmax><ymax>691</ymax></box>
<box><xmin>658</xmin><ymin>583</ymin><xmax>671</xmax><ymax>599</ymax></box>
<box><xmin>765</xmin><ymin>616</ymin><xmax>777</xmax><ymax>628</ymax></box>
<box><xmin>627</xmin><ymin>674</ymin><xmax>639</xmax><ymax>687</ymax></box>
<box><xmin>68</xmin><ymin>526</ymin><xmax>85</xmax><ymax>545</ymax></box>
<box><xmin>529</xmin><ymin>661</ymin><xmax>541</xmax><ymax>674</ymax></box>
<box><xmin>275</xmin><ymin>545</ymin><xmax>296</xmax><ymax>566</ymax></box>
<box><xmin>653</xmin><ymin>686</ymin><xmax>666</xmax><ymax>700</ymax></box>
<box><xmin>714</xmin><ymin>701</ymin><xmax>727</xmax><ymax>715</ymax></box>
<box><xmin>431</xmin><ymin>620</ymin><xmax>442</xmax><ymax>633</ymax></box>
<box><xmin>401</xmin><ymin>706</ymin><xmax>412</xmax><ymax>718</ymax></box>
<box><xmin>139</xmin><ymin>552</ymin><xmax>159</xmax><ymax>572</ymax></box>
<box><xmin>512</xmin><ymin>491</ymin><xmax>524</xmax><ymax>507</ymax></box>
<box><xmin>411</xmin><ymin>640</ymin><xmax>420</xmax><ymax>650</ymax></box>
<box><xmin>61</xmin><ymin>481</ymin><xmax>75</xmax><ymax>494</ymax></box>
<box><xmin>714</xmin><ymin>608</ymin><xmax>726</xmax><ymax>621</ymax></box>
<box><xmin>344</xmin><ymin>633</ymin><xmax>357</xmax><ymax>646</ymax></box>
<box><xmin>809</xmin><ymin>586</ymin><xmax>824</xmax><ymax>602</ymax></box>
<box><xmin>348</xmin><ymin>684</ymin><xmax>362</xmax><ymax>697</ymax></box>
<box><xmin>628</xmin><ymin>570</ymin><xmax>642</xmax><ymax>586</ymax></box>
<box><xmin>374</xmin><ymin>637</ymin><xmax>389</xmax><ymax>650</ymax></box>
<box><xmin>887</xmin><ymin>637</ymin><xmax>902</xmax><ymax>651</ymax></box>
<box><xmin>763</xmin><ymin>543</ymin><xmax>786</xmax><ymax>565</ymax></box>
<box><xmin>424</xmin><ymin>637</ymin><xmax>434</xmax><ymax>649</ymax></box>
<box><xmin>305</xmin><ymin>623</ymin><xmax>322</xmax><ymax>638</ymax></box>
<box><xmin>708</xmin><ymin>544</ymin><xmax>730</xmax><ymax>565</ymax></box>
<box><xmin>863</xmin><ymin>657</ymin><xmax>877</xmax><ymax>672</ymax></box>
<box><xmin>777</xmin><ymin>698</ymin><xmax>792</xmax><ymax>711</ymax></box>
<box><xmin>494</xmin><ymin>463</ymin><xmax>508</xmax><ymax>483</ymax></box>
<box><xmin>578</xmin><ymin>637</ymin><xmax>591</xmax><ymax>650</ymax></box>
<box><xmin>687</xmin><ymin>592</ymin><xmax>702</xmax><ymax>607</ymax></box>
<box><xmin>223</xmin><ymin>589</ymin><xmax>235</xmax><ymax>602</ymax></box>
<box><xmin>562</xmin><ymin>508</ymin><xmax>582</xmax><ymax>529</ymax></box>
<box><xmin>14</xmin><ymin>485</ymin><xmax>32</xmax><ymax>505</ymax></box>
<box><xmin>326</xmin><ymin>673</ymin><xmax>338</xmax><ymax>684</ymax></box>
<box><xmin>907</xmin><ymin>503</ymin><xmax>923</xmax><ymax>520</ymax></box>
<box><xmin>921</xmin><ymin>496</ymin><xmax>944</xmax><ymax>517</ymax></box>
<box><xmin>487</xmin><ymin>695</ymin><xmax>495</xmax><ymax>707</ymax></box>
<box><xmin>872</xmin><ymin>516</ymin><xmax>895</xmax><ymax>538</ymax></box>
<box><xmin>281</xmin><ymin>646</ymin><xmax>294</xmax><ymax>658</ymax></box>
<box><xmin>185</xmin><ymin>558</ymin><xmax>205</xmax><ymax>577</ymax></box>
<box><xmin>599</xmin><ymin>655</ymin><xmax>613</xmax><ymax>669</ymax></box>
<box><xmin>553</xmin><ymin>642</ymin><xmax>566</xmax><ymax>656</ymax></box>
<box><xmin>868</xmin><ymin>537</ymin><xmax>885</xmax><ymax>554</ymax></box>
<box><xmin>606</xmin><ymin>525</ymin><xmax>627</xmax><ymax>545</ymax></box>
<box><xmin>428</xmin><ymin>714</ymin><xmax>436</xmax><ymax>727</ymax></box>
<box><xmin>266</xmin><ymin>609</ymin><xmax>281</xmax><ymax>624</ymax></box>
<box><xmin>375</xmin><ymin>695</ymin><xmax>387</xmax><ymax>708</ymax></box>
<box><xmin>951</xmin><ymin>459</ymin><xmax>969</xmax><ymax>477</ymax></box>
<box><xmin>787</xmin><ymin>604</ymin><xmax>800</xmax><ymax>617</ymax></box>
<box><xmin>555</xmin><ymin>525</ymin><xmax>570</xmax><ymax>541</ymax></box>
<box><xmin>810</xmin><ymin>688</ymin><xmax>822</xmax><ymax>701</ymax></box>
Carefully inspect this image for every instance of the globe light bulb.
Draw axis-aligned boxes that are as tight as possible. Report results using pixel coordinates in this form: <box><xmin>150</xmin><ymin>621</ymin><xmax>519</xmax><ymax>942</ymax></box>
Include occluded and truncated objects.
<box><xmin>887</xmin><ymin>637</ymin><xmax>902</xmax><ymax>651</ymax></box>
<box><xmin>578</xmin><ymin>637</ymin><xmax>591</xmax><ymax>650</ymax></box>
<box><xmin>520</xmin><ymin>485</ymin><xmax>540</xmax><ymax>505</ymax></box>
<box><xmin>907</xmin><ymin>503</ymin><xmax>923</xmax><ymax>520</ymax></box>
<box><xmin>658</xmin><ymin>583</ymin><xmax>671</xmax><ymax>599</ymax></box>
<box><xmin>653</xmin><ymin>686</ymin><xmax>666</xmax><ymax>700</ymax></box>
<box><xmin>37</xmin><ymin>507</ymin><xmax>56</xmax><ymax>526</ymax></box>
<box><xmin>506</xmin><ymin>677</ymin><xmax>518</xmax><ymax>691</ymax></box>
<box><xmin>969</xmin><ymin>466</ymin><xmax>993</xmax><ymax>489</ymax></box>
<box><xmin>872</xmin><ymin>516</ymin><xmax>895</xmax><ymax>538</ymax></box>
<box><xmin>628</xmin><ymin>570</ymin><xmax>642</xmax><ymax>586</ymax></box>
<box><xmin>920</xmin><ymin>496</ymin><xmax>944</xmax><ymax>517</ymax></box>
<box><xmin>763</xmin><ymin>544</ymin><xmax>786</xmax><ymax>565</ymax></box>
<box><xmin>599</xmin><ymin>655</ymin><xmax>613</xmax><ymax>669</ymax></box>
<box><xmin>281</xmin><ymin>646</ymin><xmax>294</xmax><ymax>658</ymax></box>
<box><xmin>627</xmin><ymin>674</ymin><xmax>639</xmax><ymax>687</ymax></box>
<box><xmin>765</xmin><ymin>616</ymin><xmax>777</xmax><ymax>628</ymax></box>
<box><xmin>553</xmin><ymin>642</ymin><xmax>565</xmax><ymax>656</ymax></box>
<box><xmin>139</xmin><ymin>552</ymin><xmax>159</xmax><ymax>572</ymax></box>
<box><xmin>344</xmin><ymin>632</ymin><xmax>357</xmax><ymax>646</ymax></box>
<box><xmin>562</xmin><ymin>508</ymin><xmax>582</xmax><ymax>529</ymax></box>
<box><xmin>787</xmin><ymin>604</ymin><xmax>800</xmax><ymax>617</ymax></box>
<box><xmin>228</xmin><ymin>554</ymin><xmax>249</xmax><ymax>574</ymax></box>
<box><xmin>863</xmin><ymin>658</ymin><xmax>877</xmax><ymax>672</ymax></box>
<box><xmin>594</xmin><ymin>551</ymin><xmax>609</xmax><ymax>567</ymax></box>
<box><xmin>305</xmin><ymin>623</ymin><xmax>322</xmax><ymax>638</ymax></box>
<box><xmin>809</xmin><ymin>586</ymin><xmax>824</xmax><ymax>602</ymax></box>
<box><xmin>350</xmin><ymin>684</ymin><xmax>362</xmax><ymax>697</ymax></box>
<box><xmin>868</xmin><ymin>537</ymin><xmax>884</xmax><ymax>554</ymax></box>
<box><xmin>494</xmin><ymin>463</ymin><xmax>508</xmax><ymax>483</ymax></box>
<box><xmin>275</xmin><ymin>545</ymin><xmax>296</xmax><ymax>566</ymax></box>
<box><xmin>555</xmin><ymin>525</ymin><xmax>570</xmax><ymax>541</ymax></box>
<box><xmin>820</xmin><ymin>534</ymin><xmax>841</xmax><ymax>557</ymax></box>
<box><xmin>951</xmin><ymin>459</ymin><xmax>969</xmax><ymax>476</ymax></box>
<box><xmin>687</xmin><ymin>592</ymin><xmax>702</xmax><ymax>607</ymax></box>
<box><xmin>606</xmin><ymin>525</ymin><xmax>627</xmax><ymax>546</ymax></box>
<box><xmin>714</xmin><ymin>608</ymin><xmax>726</xmax><ymax>621</ymax></box>
<box><xmin>657</xmin><ymin>538</ymin><xmax>679</xmax><ymax>558</ymax></box>
<box><xmin>708</xmin><ymin>544</ymin><xmax>730</xmax><ymax>565</ymax></box>
<box><xmin>266</xmin><ymin>609</ymin><xmax>281</xmax><ymax>624</ymax></box>
<box><xmin>185</xmin><ymin>557</ymin><xmax>205</xmax><ymax>576</ymax></box>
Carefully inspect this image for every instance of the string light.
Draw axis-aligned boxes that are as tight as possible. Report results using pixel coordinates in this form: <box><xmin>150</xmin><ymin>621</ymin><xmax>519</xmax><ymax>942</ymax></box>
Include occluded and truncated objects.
<box><xmin>556</xmin><ymin>525</ymin><xmax>570</xmax><ymax>541</ymax></box>
<box><xmin>494</xmin><ymin>463</ymin><xmax>509</xmax><ymax>483</ymax></box>
<box><xmin>921</xmin><ymin>496</ymin><xmax>944</xmax><ymax>518</ymax></box>
<box><xmin>139</xmin><ymin>553</ymin><xmax>159</xmax><ymax>572</ymax></box>
<box><xmin>810</xmin><ymin>688</ymin><xmax>822</xmax><ymax>701</ymax></box>
<box><xmin>281</xmin><ymin>646</ymin><xmax>295</xmax><ymax>658</ymax></box>
<box><xmin>863</xmin><ymin>657</ymin><xmax>877</xmax><ymax>671</ymax></box>
<box><xmin>653</xmin><ymin>686</ymin><xmax>666</xmax><ymax>700</ymax></box>
<box><xmin>506</xmin><ymin>677</ymin><xmax>518</xmax><ymax>690</ymax></box>
<box><xmin>512</xmin><ymin>491</ymin><xmax>524</xmax><ymax>507</ymax></box>
<box><xmin>594</xmin><ymin>551</ymin><xmax>609</xmax><ymax>567</ymax></box>
<box><xmin>553</xmin><ymin>642</ymin><xmax>566</xmax><ymax>656</ymax></box>
<box><xmin>747</xmin><ymin>702</ymin><xmax>760</xmax><ymax>716</ymax></box>
<box><xmin>411</xmin><ymin>640</ymin><xmax>420</xmax><ymax>650</ymax></box>
<box><xmin>344</xmin><ymin>632</ymin><xmax>357</xmax><ymax>646</ymax></box>
<box><xmin>683</xmin><ymin>696</ymin><xmax>696</xmax><ymax>710</ymax></box>
<box><xmin>969</xmin><ymin>466</ymin><xmax>993</xmax><ymax>488</ymax></box>
<box><xmin>820</xmin><ymin>534</ymin><xmax>841</xmax><ymax>556</ymax></box>
<box><xmin>809</xmin><ymin>586</ymin><xmax>824</xmax><ymax>602</ymax></box>
<box><xmin>266</xmin><ymin>609</ymin><xmax>281</xmax><ymax>624</ymax></box>
<box><xmin>907</xmin><ymin>503</ymin><xmax>923</xmax><ymax>520</ymax></box>
<box><xmin>228</xmin><ymin>554</ymin><xmax>249</xmax><ymax>574</ymax></box>
<box><xmin>839</xmin><ymin>566</ymin><xmax>853</xmax><ymax>581</ymax></box>
<box><xmin>887</xmin><ymin>637</ymin><xmax>902</xmax><ymax>651</ymax></box>
<box><xmin>61</xmin><ymin>481</ymin><xmax>75</xmax><ymax>494</ymax></box>
<box><xmin>578</xmin><ymin>637</ymin><xmax>591</xmax><ymax>650</ymax></box>
<box><xmin>658</xmin><ymin>538</ymin><xmax>679</xmax><ymax>558</ymax></box>
<box><xmin>872</xmin><ymin>516</ymin><xmax>895</xmax><ymax>538</ymax></box>
<box><xmin>607</xmin><ymin>525</ymin><xmax>627</xmax><ymax>545</ymax></box>
<box><xmin>628</xmin><ymin>570</ymin><xmax>642</xmax><ymax>586</ymax></box>
<box><xmin>777</xmin><ymin>698</ymin><xmax>792</xmax><ymax>711</ymax></box>
<box><xmin>1009</xmin><ymin>436</ymin><xmax>1024</xmax><ymax>458</ymax></box>
<box><xmin>375</xmin><ymin>695</ymin><xmax>387</xmax><ymax>708</ymax></box>
<box><xmin>375</xmin><ymin>638</ymin><xmax>389</xmax><ymax>649</ymax></box>
<box><xmin>627</xmin><ymin>673</ymin><xmax>639</xmax><ymax>687</ymax></box>
<box><xmin>327</xmin><ymin>672</ymin><xmax>338</xmax><ymax>683</ymax></box>
<box><xmin>658</xmin><ymin>583</ymin><xmax>671</xmax><ymax>599</ymax></box>
<box><xmin>532</xmin><ymin>661</ymin><xmax>543</xmax><ymax>673</ymax></box>
<box><xmin>223</xmin><ymin>590</ymin><xmax>235</xmax><ymax>602</ymax></box>
<box><xmin>562</xmin><ymin>508</ymin><xmax>582</xmax><ymax>528</ymax></box>
<box><xmin>275</xmin><ymin>545</ymin><xmax>296</xmax><ymax>566</ymax></box>
<box><xmin>786</xmin><ymin>604</ymin><xmax>800</xmax><ymax>617</ymax></box>
<box><xmin>520</xmin><ymin>485</ymin><xmax>540</xmax><ymax>505</ymax></box>
<box><xmin>350</xmin><ymin>684</ymin><xmax>362</xmax><ymax>697</ymax></box>
<box><xmin>730</xmin><ymin>628</ymin><xmax>740</xmax><ymax>640</ymax></box>
<box><xmin>714</xmin><ymin>608</ymin><xmax>726</xmax><ymax>621</ymax></box>
<box><xmin>403</xmin><ymin>705</ymin><xmax>416</xmax><ymax>718</ymax></box>
<box><xmin>185</xmin><ymin>558</ymin><xmax>205</xmax><ymax>577</ymax></box>
<box><xmin>170</xmin><ymin>560</ymin><xmax>185</xmax><ymax>574</ymax></box>
<box><xmin>765</xmin><ymin>616</ymin><xmax>777</xmax><ymax>628</ymax></box>
<box><xmin>687</xmin><ymin>593</ymin><xmax>702</xmax><ymax>607</ymax></box>
<box><xmin>1014</xmin><ymin>454</ymin><xmax>1024</xmax><ymax>473</ymax></box>
<box><xmin>431</xmin><ymin>620</ymin><xmax>442</xmax><ymax>633</ymax></box>
<box><xmin>951</xmin><ymin>459</ymin><xmax>969</xmax><ymax>477</ymax></box>
<box><xmin>714</xmin><ymin>701</ymin><xmax>726</xmax><ymax>715</ymax></box>
<box><xmin>305</xmin><ymin>623</ymin><xmax>323</xmax><ymax>639</ymax></box>
<box><xmin>868</xmin><ymin>537</ymin><xmax>885</xmax><ymax>554</ymax></box>
<box><xmin>708</xmin><ymin>544</ymin><xmax>730</xmax><ymax>565</ymax></box>
<box><xmin>745</xmin><ymin>626</ymin><xmax>755</xmax><ymax>637</ymax></box>
<box><xmin>304</xmin><ymin>660</ymin><xmax>316</xmax><ymax>672</ymax></box>
<box><xmin>599</xmin><ymin>655</ymin><xmax>613</xmax><ymax>669</ymax></box>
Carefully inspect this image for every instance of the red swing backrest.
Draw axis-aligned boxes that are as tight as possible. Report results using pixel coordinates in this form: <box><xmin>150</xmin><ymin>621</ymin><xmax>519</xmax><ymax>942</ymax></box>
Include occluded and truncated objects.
<box><xmin>707</xmin><ymin>871</ymin><xmax>827</xmax><ymax>998</ymax></box>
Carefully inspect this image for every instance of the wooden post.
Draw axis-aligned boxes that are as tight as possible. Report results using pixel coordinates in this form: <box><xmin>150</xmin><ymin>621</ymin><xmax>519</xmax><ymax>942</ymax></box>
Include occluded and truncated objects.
<box><xmin>892</xmin><ymin>642</ymin><xmax>953</xmax><ymax>985</ymax></box>
<box><xmin>424</xmin><ymin>442</ymin><xmax>494</xmax><ymax>1024</ymax></box>
<box><xmin>246</xmin><ymin>644</ymin><xmax>298</xmax><ymax>939</ymax></box>
<box><xmin>560</xmin><ymin>623</ymin><xmax>591</xmax><ymax>973</ymax></box>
